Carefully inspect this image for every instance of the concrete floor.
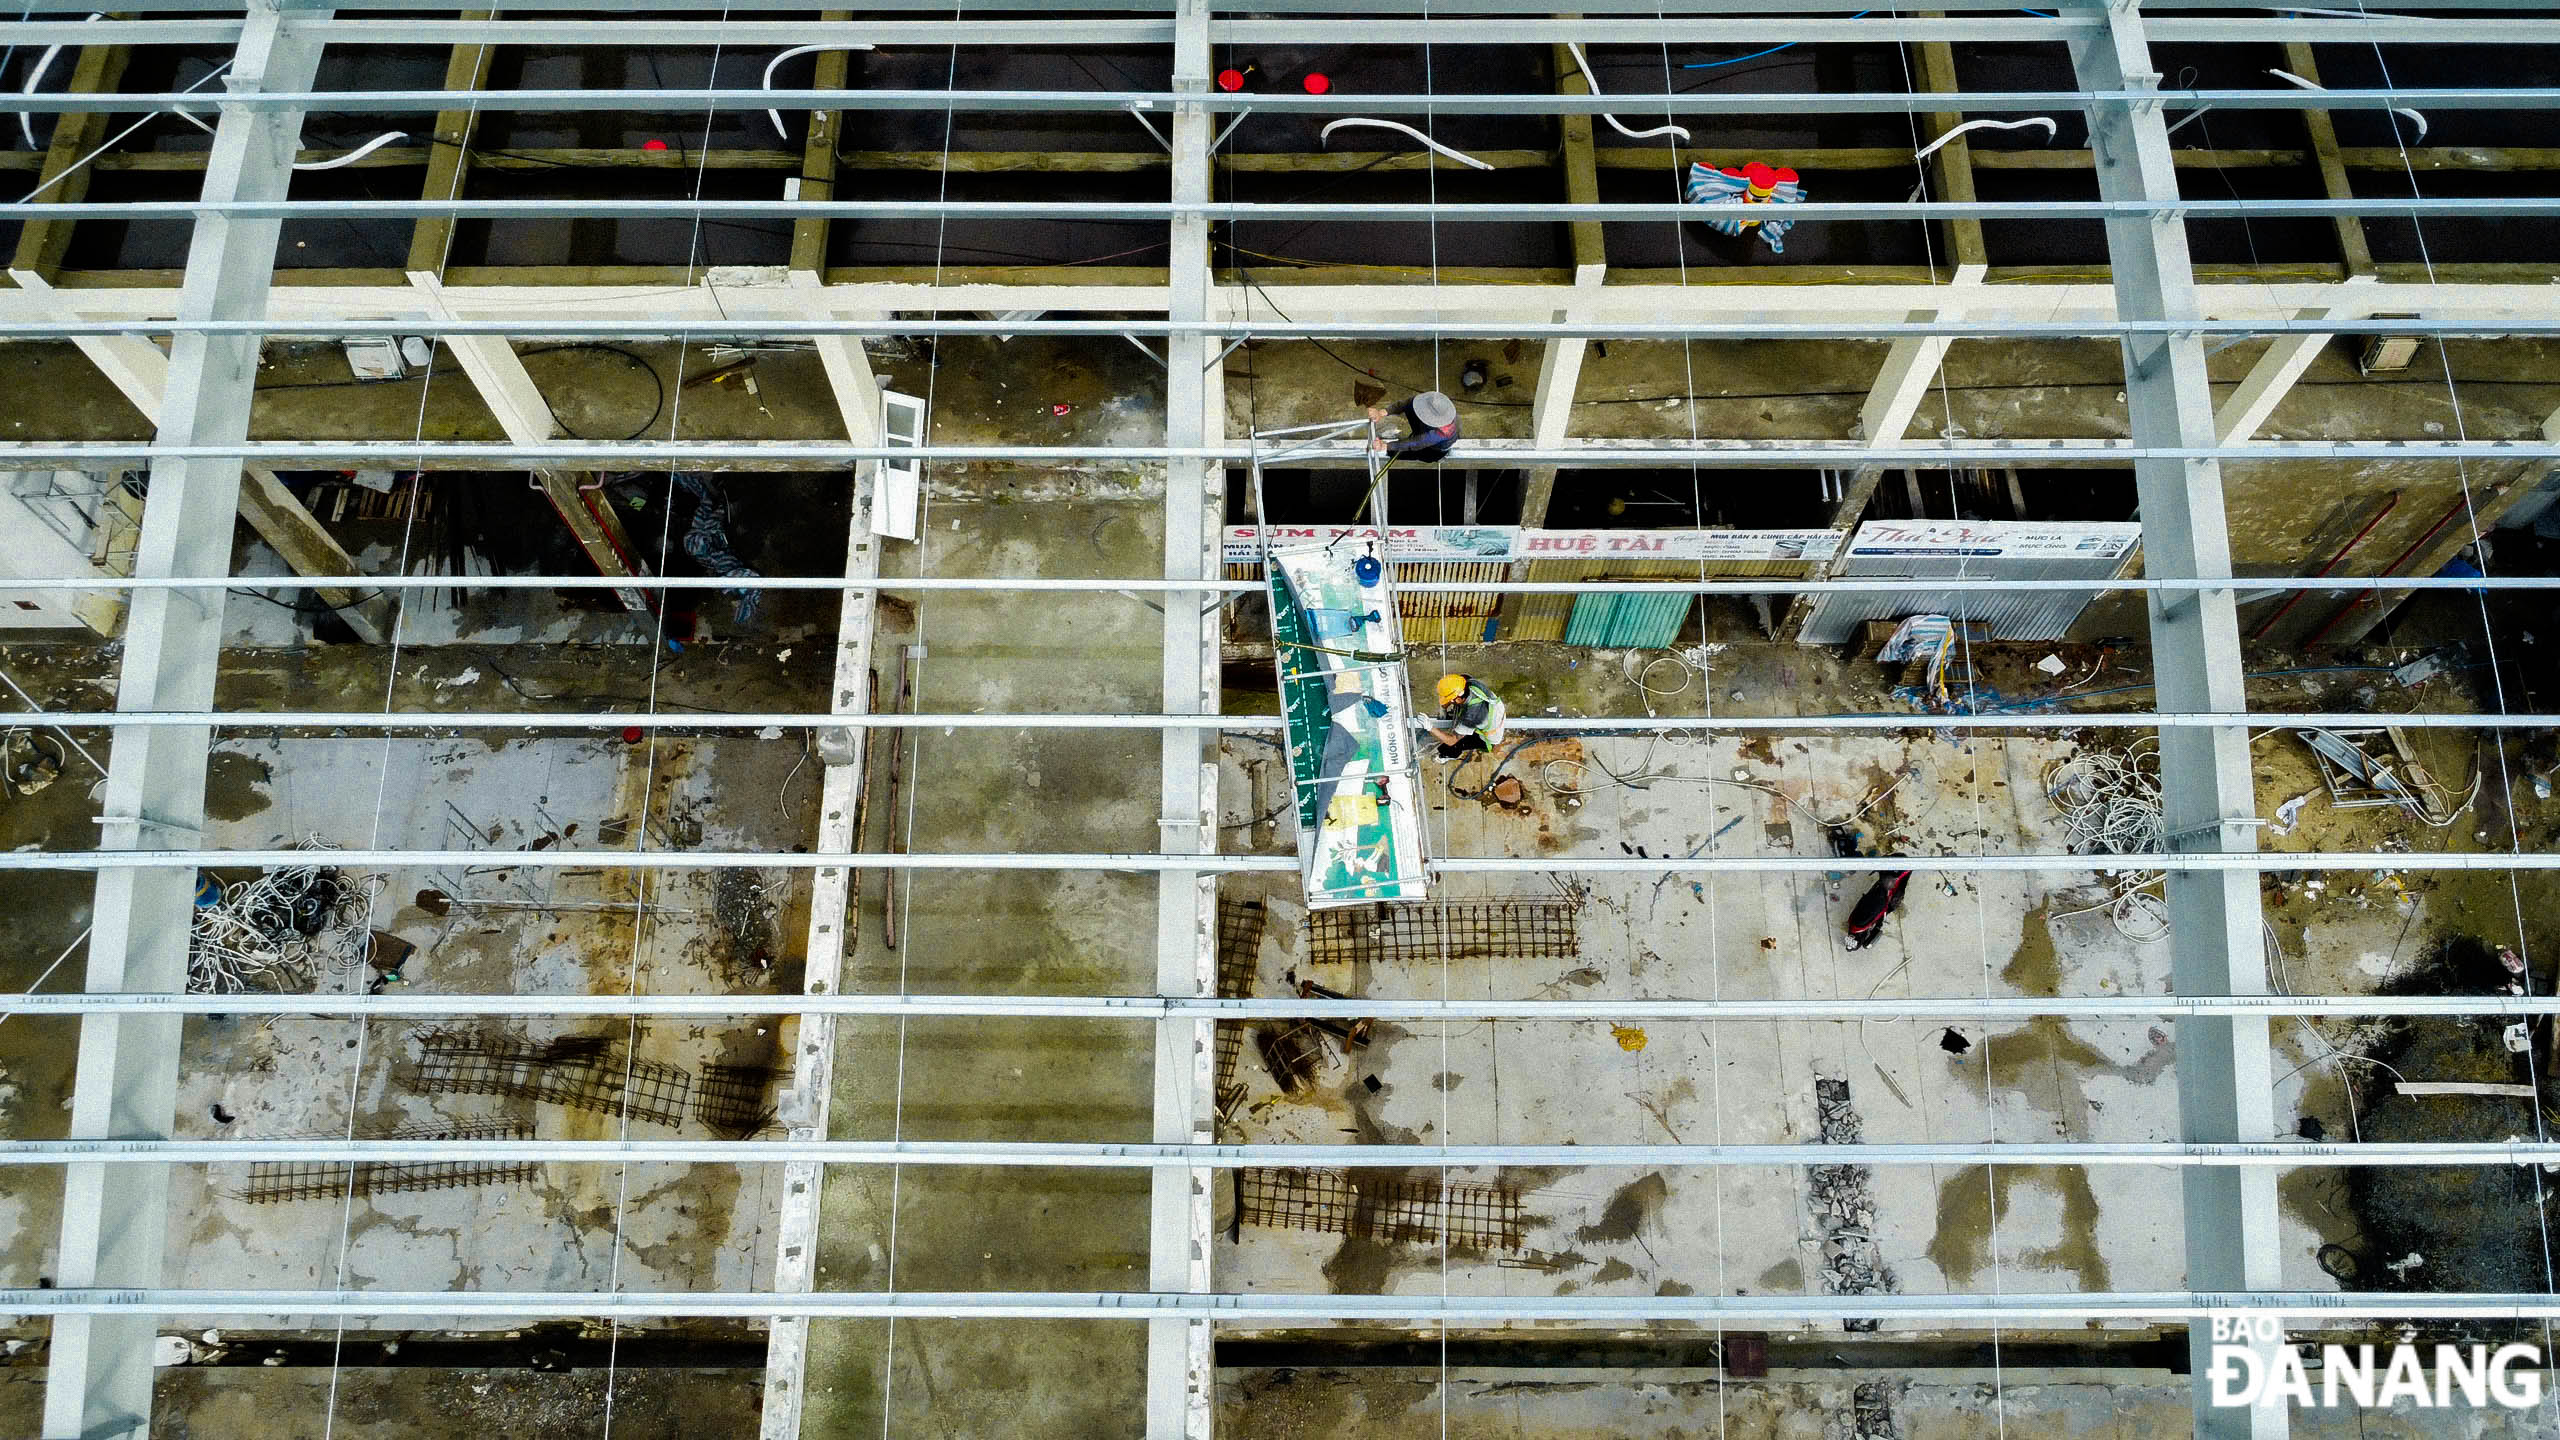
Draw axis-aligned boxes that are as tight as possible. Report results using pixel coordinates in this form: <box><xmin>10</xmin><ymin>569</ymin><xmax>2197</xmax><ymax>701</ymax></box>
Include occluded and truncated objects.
<box><xmin>7</xmin><ymin>304</ymin><xmax>2560</xmax><ymax>1436</ymax></box>
<box><xmin>798</xmin><ymin>489</ymin><xmax>1166</xmax><ymax>1435</ymax></box>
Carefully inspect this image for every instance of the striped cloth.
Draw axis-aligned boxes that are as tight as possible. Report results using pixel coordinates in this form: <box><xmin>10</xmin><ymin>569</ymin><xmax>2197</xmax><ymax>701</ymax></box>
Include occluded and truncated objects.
<box><xmin>1683</xmin><ymin>161</ymin><xmax>1806</xmax><ymax>254</ymax></box>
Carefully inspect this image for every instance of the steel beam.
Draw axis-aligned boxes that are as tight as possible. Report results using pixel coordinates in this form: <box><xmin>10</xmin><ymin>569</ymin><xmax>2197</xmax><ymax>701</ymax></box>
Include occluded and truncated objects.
<box><xmin>22</xmin><ymin>196</ymin><xmax>2560</xmax><ymax>223</ymax></box>
<box><xmin>8</xmin><ymin>572</ymin><xmax>2560</xmax><ymax>595</ymax></box>
<box><xmin>2</xmin><ymin>848</ymin><xmax>2554</xmax><ymax>875</ymax></box>
<box><xmin>2075</xmin><ymin>11</ymin><xmax>2284</xmax><ymax>1435</ymax></box>
<box><xmin>12</xmin><ymin>440</ymin><xmax>2560</xmax><ymax>467</ymax></box>
<box><xmin>16</xmin><ymin>991</ymin><xmax>2560</xmax><ymax>1021</ymax></box>
<box><xmin>12</xmin><ymin>86</ymin><xmax>2557</xmax><ymax>118</ymax></box>
<box><xmin>4</xmin><ymin>704</ymin><xmax>2556</xmax><ymax>736</ymax></box>
<box><xmin>12</xmin><ymin>1138</ymin><xmax>2560</xmax><ymax>1169</ymax></box>
<box><xmin>4</xmin><ymin>317</ymin><xmax>2559</xmax><ymax>342</ymax></box>
<box><xmin>42</xmin><ymin>6</ymin><xmax>326</xmax><ymax>1437</ymax></box>
<box><xmin>20</xmin><ymin>710</ymin><xmax>2560</xmax><ymax>734</ymax></box>
<box><xmin>8</xmin><ymin>1287</ymin><xmax>2560</xmax><ymax>1325</ymax></box>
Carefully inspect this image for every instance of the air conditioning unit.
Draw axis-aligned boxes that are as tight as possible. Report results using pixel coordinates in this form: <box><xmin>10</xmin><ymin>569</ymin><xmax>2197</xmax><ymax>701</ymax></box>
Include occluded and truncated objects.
<box><xmin>343</xmin><ymin>336</ymin><xmax>404</xmax><ymax>380</ymax></box>
<box><xmin>2357</xmin><ymin>315</ymin><xmax>2423</xmax><ymax>374</ymax></box>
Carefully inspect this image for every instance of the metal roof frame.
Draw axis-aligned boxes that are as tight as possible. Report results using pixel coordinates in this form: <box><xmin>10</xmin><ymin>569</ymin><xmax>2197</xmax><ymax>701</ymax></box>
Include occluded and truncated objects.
<box><xmin>6</xmin><ymin>3</ymin><xmax>2560</xmax><ymax>1436</ymax></box>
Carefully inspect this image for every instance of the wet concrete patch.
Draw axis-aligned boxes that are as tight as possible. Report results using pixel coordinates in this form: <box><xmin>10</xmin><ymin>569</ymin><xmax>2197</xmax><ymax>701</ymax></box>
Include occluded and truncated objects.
<box><xmin>204</xmin><ymin>750</ymin><xmax>276</xmax><ymax>821</ymax></box>
<box><xmin>1926</xmin><ymin>1164</ymin><xmax>2113</xmax><ymax>1295</ymax></box>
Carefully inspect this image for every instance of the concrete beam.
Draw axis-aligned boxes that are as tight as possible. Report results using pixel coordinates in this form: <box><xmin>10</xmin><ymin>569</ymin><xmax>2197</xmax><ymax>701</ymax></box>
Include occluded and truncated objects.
<box><xmin>2075</xmin><ymin>14</ymin><xmax>2284</xmax><ymax>1438</ymax></box>
<box><xmin>407</xmin><ymin>270</ymin><xmax>559</xmax><ymax>445</ymax></box>
<box><xmin>2212</xmin><ymin>281</ymin><xmax>2375</xmax><ymax>445</ymax></box>
<box><xmin>756</xmin><ymin>462</ymin><xmax>879</xmax><ymax>1440</ymax></box>
<box><xmin>790</xmin><ymin>273</ymin><xmax>886</xmax><ymax>450</ymax></box>
<box><xmin>43</xmin><ymin>7</ymin><xmax>328</xmax><ymax>1436</ymax></box>
<box><xmin>7</xmin><ymin>270</ymin><xmax>393</xmax><ymax>643</ymax></box>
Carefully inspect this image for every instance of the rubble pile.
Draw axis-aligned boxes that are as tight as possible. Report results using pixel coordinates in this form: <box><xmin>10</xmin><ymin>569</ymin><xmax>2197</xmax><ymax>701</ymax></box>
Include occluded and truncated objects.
<box><xmin>1810</xmin><ymin>1077</ymin><xmax>1898</xmax><ymax>1332</ymax></box>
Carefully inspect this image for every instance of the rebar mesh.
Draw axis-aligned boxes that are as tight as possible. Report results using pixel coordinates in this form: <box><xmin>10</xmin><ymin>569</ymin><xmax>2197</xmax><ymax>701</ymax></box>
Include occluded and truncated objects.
<box><xmin>1214</xmin><ymin>897</ymin><xmax>1267</xmax><ymax>1116</ymax></box>
<box><xmin>403</xmin><ymin>1031</ymin><xmax>693</xmax><ymax>1128</ymax></box>
<box><xmin>696</xmin><ymin>1063</ymin><xmax>784</xmax><ymax>1139</ymax></box>
<box><xmin>1305</xmin><ymin>898</ymin><xmax>1579</xmax><ymax>968</ymax></box>
<box><xmin>238</xmin><ymin>1119</ymin><xmax>539</xmax><ymax>1204</ymax></box>
<box><xmin>1236</xmin><ymin>1166</ymin><xmax>1526</xmax><ymax>1252</ymax></box>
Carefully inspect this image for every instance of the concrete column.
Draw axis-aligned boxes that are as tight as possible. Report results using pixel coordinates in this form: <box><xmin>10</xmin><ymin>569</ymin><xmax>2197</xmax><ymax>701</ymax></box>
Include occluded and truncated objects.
<box><xmin>44</xmin><ymin>7</ymin><xmax>329</xmax><ymax>1437</ymax></box>
<box><xmin>1148</xmin><ymin>1</ymin><xmax>1218</xmax><ymax>1434</ymax></box>
<box><xmin>2074</xmin><ymin>14</ymin><xmax>2285</xmax><ymax>1437</ymax></box>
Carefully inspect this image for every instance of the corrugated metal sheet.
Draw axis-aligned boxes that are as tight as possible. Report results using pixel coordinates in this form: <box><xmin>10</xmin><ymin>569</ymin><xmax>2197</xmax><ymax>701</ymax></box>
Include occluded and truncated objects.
<box><xmin>1509</xmin><ymin>553</ymin><xmax>1824</xmax><ymax>645</ymax></box>
<box><xmin>1563</xmin><ymin>588</ymin><xmax>1693</xmax><ymax>648</ymax></box>
<box><xmin>1800</xmin><ymin>530</ymin><xmax>2142</xmax><ymax>646</ymax></box>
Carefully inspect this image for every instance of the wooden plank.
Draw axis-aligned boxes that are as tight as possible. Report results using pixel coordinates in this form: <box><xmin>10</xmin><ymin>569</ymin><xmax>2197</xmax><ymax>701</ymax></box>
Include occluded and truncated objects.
<box><xmin>1914</xmin><ymin>39</ymin><xmax>1987</xmax><ymax>271</ymax></box>
<box><xmin>789</xmin><ymin>17</ymin><xmax>854</xmax><ymax>274</ymax></box>
<box><xmin>1552</xmin><ymin>45</ymin><xmax>1606</xmax><ymax>275</ymax></box>
<box><xmin>10</xmin><ymin>42</ymin><xmax>133</xmax><ymax>283</ymax></box>
<box><xmin>407</xmin><ymin>17</ymin><xmax>498</xmax><ymax>278</ymax></box>
<box><xmin>2283</xmin><ymin>42</ymin><xmax>2376</xmax><ymax>278</ymax></box>
<box><xmin>2394</xmin><ymin>1082</ymin><xmax>2537</xmax><ymax>1099</ymax></box>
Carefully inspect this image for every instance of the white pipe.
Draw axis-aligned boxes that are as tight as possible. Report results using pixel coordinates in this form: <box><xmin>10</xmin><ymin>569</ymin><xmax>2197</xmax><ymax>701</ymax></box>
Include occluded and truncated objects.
<box><xmin>2268</xmin><ymin>68</ymin><xmax>2428</xmax><ymax>142</ymax></box>
<box><xmin>1562</xmin><ymin>41</ymin><xmax>1691</xmax><ymax>144</ymax></box>
<box><xmin>763</xmin><ymin>43</ymin><xmax>876</xmax><ymax>140</ymax></box>
<box><xmin>1912</xmin><ymin>115</ymin><xmax>2057</xmax><ymax>164</ymax></box>
<box><xmin>18</xmin><ymin>11</ymin><xmax>100</xmax><ymax>152</ymax></box>
<box><xmin>1318</xmin><ymin>117</ymin><xmax>1494</xmax><ymax>171</ymax></box>
<box><xmin>293</xmin><ymin>130</ymin><xmax>407</xmax><ymax>171</ymax></box>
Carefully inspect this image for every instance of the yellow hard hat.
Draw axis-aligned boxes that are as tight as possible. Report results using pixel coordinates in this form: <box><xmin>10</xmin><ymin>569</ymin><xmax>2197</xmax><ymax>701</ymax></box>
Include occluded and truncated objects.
<box><xmin>1436</xmin><ymin>673</ymin><xmax>1469</xmax><ymax>707</ymax></box>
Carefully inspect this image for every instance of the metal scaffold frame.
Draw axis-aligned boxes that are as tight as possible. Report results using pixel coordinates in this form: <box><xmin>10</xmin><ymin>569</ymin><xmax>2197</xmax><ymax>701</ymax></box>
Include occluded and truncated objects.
<box><xmin>2</xmin><ymin>3</ymin><xmax>2558</xmax><ymax>1438</ymax></box>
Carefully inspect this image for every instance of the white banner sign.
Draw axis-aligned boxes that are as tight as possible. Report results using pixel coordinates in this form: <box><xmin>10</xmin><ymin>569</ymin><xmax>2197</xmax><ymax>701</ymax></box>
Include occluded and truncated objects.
<box><xmin>1224</xmin><ymin>526</ymin><xmax>1843</xmax><ymax>565</ymax></box>
<box><xmin>1844</xmin><ymin>520</ymin><xmax>2142</xmax><ymax>561</ymax></box>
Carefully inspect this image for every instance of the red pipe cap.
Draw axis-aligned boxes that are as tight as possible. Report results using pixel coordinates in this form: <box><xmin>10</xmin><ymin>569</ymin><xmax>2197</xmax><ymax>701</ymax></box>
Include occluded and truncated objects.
<box><xmin>641</xmin><ymin>139</ymin><xmax>669</xmax><ymax>151</ymax></box>
<box><xmin>1302</xmin><ymin>71</ymin><xmax>1331</xmax><ymax>94</ymax></box>
<box><xmin>1217</xmin><ymin>67</ymin><xmax>1247</xmax><ymax>91</ymax></box>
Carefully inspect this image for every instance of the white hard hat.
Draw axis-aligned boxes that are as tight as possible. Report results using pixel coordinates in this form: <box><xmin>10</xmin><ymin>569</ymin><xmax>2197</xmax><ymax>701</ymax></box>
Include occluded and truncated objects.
<box><xmin>1411</xmin><ymin>390</ymin><xmax>1457</xmax><ymax>428</ymax></box>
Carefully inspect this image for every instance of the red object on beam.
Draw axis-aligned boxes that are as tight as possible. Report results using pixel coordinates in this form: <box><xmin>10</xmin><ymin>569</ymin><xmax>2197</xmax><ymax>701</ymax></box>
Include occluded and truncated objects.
<box><xmin>2249</xmin><ymin>490</ymin><xmax>2397</xmax><ymax>642</ymax></box>
<box><xmin>1302</xmin><ymin>72</ymin><xmax>1331</xmax><ymax>94</ymax></box>
<box><xmin>1217</xmin><ymin>67</ymin><xmax>1247</xmax><ymax>92</ymax></box>
<box><xmin>642</xmin><ymin>138</ymin><xmax>669</xmax><ymax>151</ymax></box>
<box><xmin>2303</xmin><ymin>492</ymin><xmax>2476</xmax><ymax>647</ymax></box>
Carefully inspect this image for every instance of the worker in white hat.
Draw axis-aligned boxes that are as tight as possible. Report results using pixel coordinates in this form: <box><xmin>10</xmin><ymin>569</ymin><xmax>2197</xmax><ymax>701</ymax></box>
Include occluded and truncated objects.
<box><xmin>1367</xmin><ymin>389</ymin><xmax>1460</xmax><ymax>462</ymax></box>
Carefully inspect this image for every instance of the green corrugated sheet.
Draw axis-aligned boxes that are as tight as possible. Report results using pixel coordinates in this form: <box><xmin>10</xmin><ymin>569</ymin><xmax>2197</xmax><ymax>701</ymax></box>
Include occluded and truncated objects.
<box><xmin>1564</xmin><ymin>590</ymin><xmax>1692</xmax><ymax>648</ymax></box>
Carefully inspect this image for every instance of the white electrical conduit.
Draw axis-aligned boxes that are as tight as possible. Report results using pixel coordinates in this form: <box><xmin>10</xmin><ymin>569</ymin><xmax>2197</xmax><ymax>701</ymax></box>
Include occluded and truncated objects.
<box><xmin>1561</xmin><ymin>41</ymin><xmax>1691</xmax><ymax>145</ymax></box>
<box><xmin>165</xmin><ymin>104</ymin><xmax>403</xmax><ymax>171</ymax></box>
<box><xmin>2268</xmin><ymin>68</ymin><xmax>2428</xmax><ymax>143</ymax></box>
<box><xmin>1912</xmin><ymin>115</ymin><xmax>2056</xmax><ymax>164</ymax></box>
<box><xmin>763</xmin><ymin>43</ymin><xmax>877</xmax><ymax>139</ymax></box>
<box><xmin>18</xmin><ymin>11</ymin><xmax>100</xmax><ymax>151</ymax></box>
<box><xmin>1318</xmin><ymin>117</ymin><xmax>1493</xmax><ymax>171</ymax></box>
<box><xmin>293</xmin><ymin>130</ymin><xmax>408</xmax><ymax>171</ymax></box>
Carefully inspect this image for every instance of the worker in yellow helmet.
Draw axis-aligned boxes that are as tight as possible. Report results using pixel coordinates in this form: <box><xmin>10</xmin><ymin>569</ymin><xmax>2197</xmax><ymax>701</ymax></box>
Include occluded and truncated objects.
<box><xmin>1427</xmin><ymin>672</ymin><xmax>1507</xmax><ymax>759</ymax></box>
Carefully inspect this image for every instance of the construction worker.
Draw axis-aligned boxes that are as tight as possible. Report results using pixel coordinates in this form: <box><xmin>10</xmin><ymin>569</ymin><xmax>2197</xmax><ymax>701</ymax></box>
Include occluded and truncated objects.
<box><xmin>1367</xmin><ymin>390</ymin><xmax>1459</xmax><ymax>463</ymax></box>
<box><xmin>1427</xmin><ymin>672</ymin><xmax>1507</xmax><ymax>758</ymax></box>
